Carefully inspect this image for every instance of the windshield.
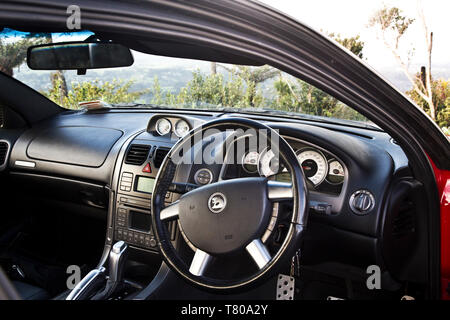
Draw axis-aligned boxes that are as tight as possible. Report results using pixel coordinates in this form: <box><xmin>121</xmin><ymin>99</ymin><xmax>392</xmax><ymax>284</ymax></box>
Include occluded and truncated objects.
<box><xmin>1</xmin><ymin>29</ymin><xmax>374</xmax><ymax>127</ymax></box>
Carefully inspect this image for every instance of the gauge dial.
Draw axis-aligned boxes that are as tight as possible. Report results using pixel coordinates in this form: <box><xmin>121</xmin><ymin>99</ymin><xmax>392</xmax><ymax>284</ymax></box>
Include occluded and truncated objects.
<box><xmin>258</xmin><ymin>148</ymin><xmax>280</xmax><ymax>177</ymax></box>
<box><xmin>296</xmin><ymin>148</ymin><xmax>328</xmax><ymax>186</ymax></box>
<box><xmin>327</xmin><ymin>160</ymin><xmax>345</xmax><ymax>184</ymax></box>
<box><xmin>156</xmin><ymin>118</ymin><xmax>172</xmax><ymax>136</ymax></box>
<box><xmin>194</xmin><ymin>168</ymin><xmax>213</xmax><ymax>185</ymax></box>
<box><xmin>174</xmin><ymin>119</ymin><xmax>190</xmax><ymax>137</ymax></box>
<box><xmin>242</xmin><ymin>151</ymin><xmax>259</xmax><ymax>173</ymax></box>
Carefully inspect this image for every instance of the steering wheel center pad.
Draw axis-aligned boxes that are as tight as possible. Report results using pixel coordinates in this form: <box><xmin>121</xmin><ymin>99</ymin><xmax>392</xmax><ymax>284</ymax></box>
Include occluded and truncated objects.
<box><xmin>179</xmin><ymin>177</ymin><xmax>272</xmax><ymax>254</ymax></box>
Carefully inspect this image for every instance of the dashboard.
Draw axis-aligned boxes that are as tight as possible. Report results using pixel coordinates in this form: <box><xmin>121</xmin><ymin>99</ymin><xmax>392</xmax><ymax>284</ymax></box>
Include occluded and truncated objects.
<box><xmin>2</xmin><ymin>108</ymin><xmax>412</xmax><ymax>272</ymax></box>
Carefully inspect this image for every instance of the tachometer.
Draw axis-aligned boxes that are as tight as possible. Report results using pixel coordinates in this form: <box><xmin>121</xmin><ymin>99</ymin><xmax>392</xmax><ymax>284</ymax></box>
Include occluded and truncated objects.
<box><xmin>327</xmin><ymin>160</ymin><xmax>345</xmax><ymax>184</ymax></box>
<box><xmin>258</xmin><ymin>148</ymin><xmax>280</xmax><ymax>177</ymax></box>
<box><xmin>242</xmin><ymin>150</ymin><xmax>259</xmax><ymax>173</ymax></box>
<box><xmin>296</xmin><ymin>148</ymin><xmax>328</xmax><ymax>186</ymax></box>
<box><xmin>156</xmin><ymin>118</ymin><xmax>172</xmax><ymax>136</ymax></box>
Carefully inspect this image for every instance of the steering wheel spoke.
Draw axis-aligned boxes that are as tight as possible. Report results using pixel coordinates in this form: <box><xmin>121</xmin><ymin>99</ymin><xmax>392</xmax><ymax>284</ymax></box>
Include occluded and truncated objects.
<box><xmin>160</xmin><ymin>200</ymin><xmax>180</xmax><ymax>221</ymax></box>
<box><xmin>267</xmin><ymin>181</ymin><xmax>293</xmax><ymax>201</ymax></box>
<box><xmin>245</xmin><ymin>239</ymin><xmax>271</xmax><ymax>269</ymax></box>
<box><xmin>189</xmin><ymin>249</ymin><xmax>212</xmax><ymax>276</ymax></box>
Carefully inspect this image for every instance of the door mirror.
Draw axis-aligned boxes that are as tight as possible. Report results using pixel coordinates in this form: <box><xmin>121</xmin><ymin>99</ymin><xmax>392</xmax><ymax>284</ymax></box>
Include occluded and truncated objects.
<box><xmin>27</xmin><ymin>41</ymin><xmax>134</xmax><ymax>71</ymax></box>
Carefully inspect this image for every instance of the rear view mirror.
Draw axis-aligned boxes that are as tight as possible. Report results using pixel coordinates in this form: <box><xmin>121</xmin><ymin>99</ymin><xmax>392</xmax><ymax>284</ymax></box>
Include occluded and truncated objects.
<box><xmin>27</xmin><ymin>41</ymin><xmax>134</xmax><ymax>71</ymax></box>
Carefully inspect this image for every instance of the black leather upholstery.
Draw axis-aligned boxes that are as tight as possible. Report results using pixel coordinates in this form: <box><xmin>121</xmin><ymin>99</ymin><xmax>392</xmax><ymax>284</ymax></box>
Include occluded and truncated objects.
<box><xmin>13</xmin><ymin>281</ymin><xmax>50</xmax><ymax>300</ymax></box>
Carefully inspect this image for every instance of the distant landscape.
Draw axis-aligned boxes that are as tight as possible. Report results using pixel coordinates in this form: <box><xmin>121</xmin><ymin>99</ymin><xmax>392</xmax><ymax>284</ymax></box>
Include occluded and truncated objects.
<box><xmin>14</xmin><ymin>55</ymin><xmax>449</xmax><ymax>103</ymax></box>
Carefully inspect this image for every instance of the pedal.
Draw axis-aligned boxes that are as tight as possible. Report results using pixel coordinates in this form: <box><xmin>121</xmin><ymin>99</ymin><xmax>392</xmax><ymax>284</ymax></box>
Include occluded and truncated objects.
<box><xmin>276</xmin><ymin>274</ymin><xmax>295</xmax><ymax>300</ymax></box>
<box><xmin>401</xmin><ymin>295</ymin><xmax>415</xmax><ymax>300</ymax></box>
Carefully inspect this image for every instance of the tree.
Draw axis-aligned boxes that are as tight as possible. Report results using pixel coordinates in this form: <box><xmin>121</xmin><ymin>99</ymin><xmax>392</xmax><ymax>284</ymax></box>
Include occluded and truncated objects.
<box><xmin>271</xmin><ymin>33</ymin><xmax>367</xmax><ymax>120</ymax></box>
<box><xmin>0</xmin><ymin>38</ymin><xmax>43</xmax><ymax>76</ymax></box>
<box><xmin>217</xmin><ymin>65</ymin><xmax>279</xmax><ymax>107</ymax></box>
<box><xmin>327</xmin><ymin>33</ymin><xmax>365</xmax><ymax>59</ymax></box>
<box><xmin>407</xmin><ymin>78</ymin><xmax>450</xmax><ymax>128</ymax></box>
<box><xmin>368</xmin><ymin>4</ymin><xmax>437</xmax><ymax>121</ymax></box>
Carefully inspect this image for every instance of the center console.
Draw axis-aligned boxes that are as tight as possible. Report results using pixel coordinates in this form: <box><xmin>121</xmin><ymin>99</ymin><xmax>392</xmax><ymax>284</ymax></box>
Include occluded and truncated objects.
<box><xmin>113</xmin><ymin>140</ymin><xmax>176</xmax><ymax>252</ymax></box>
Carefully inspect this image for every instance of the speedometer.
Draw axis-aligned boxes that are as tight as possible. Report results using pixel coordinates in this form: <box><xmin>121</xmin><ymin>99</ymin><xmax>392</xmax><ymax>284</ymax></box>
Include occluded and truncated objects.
<box><xmin>296</xmin><ymin>148</ymin><xmax>328</xmax><ymax>186</ymax></box>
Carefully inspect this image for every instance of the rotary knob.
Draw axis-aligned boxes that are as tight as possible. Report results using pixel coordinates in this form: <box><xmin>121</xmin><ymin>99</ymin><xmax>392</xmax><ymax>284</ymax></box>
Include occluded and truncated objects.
<box><xmin>349</xmin><ymin>190</ymin><xmax>375</xmax><ymax>215</ymax></box>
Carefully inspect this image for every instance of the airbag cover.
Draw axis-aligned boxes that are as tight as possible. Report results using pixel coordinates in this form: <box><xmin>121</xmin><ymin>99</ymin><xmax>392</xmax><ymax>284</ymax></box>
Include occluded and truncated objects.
<box><xmin>27</xmin><ymin>126</ymin><xmax>123</xmax><ymax>167</ymax></box>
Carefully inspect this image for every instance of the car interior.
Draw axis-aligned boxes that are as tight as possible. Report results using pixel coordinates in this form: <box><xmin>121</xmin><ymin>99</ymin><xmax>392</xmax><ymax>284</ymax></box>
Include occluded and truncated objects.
<box><xmin>0</xmin><ymin>26</ymin><xmax>437</xmax><ymax>301</ymax></box>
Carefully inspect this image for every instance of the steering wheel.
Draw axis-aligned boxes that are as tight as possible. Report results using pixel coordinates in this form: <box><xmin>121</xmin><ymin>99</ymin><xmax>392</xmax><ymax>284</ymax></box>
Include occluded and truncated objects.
<box><xmin>151</xmin><ymin>118</ymin><xmax>308</xmax><ymax>291</ymax></box>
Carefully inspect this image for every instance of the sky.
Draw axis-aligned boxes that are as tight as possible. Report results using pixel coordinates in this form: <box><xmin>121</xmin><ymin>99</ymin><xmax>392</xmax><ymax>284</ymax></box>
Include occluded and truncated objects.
<box><xmin>259</xmin><ymin>0</ymin><xmax>450</xmax><ymax>88</ymax></box>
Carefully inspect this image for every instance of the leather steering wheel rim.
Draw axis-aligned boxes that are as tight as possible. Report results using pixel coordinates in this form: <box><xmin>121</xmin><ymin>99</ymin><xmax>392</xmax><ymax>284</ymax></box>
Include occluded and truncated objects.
<box><xmin>151</xmin><ymin>117</ymin><xmax>308</xmax><ymax>291</ymax></box>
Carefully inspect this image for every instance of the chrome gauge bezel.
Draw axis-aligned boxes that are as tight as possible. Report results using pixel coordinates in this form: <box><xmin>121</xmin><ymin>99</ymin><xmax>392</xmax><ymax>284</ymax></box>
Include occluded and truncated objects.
<box><xmin>194</xmin><ymin>168</ymin><xmax>214</xmax><ymax>185</ymax></box>
<box><xmin>295</xmin><ymin>147</ymin><xmax>328</xmax><ymax>186</ymax></box>
<box><xmin>174</xmin><ymin>119</ymin><xmax>190</xmax><ymax>137</ymax></box>
<box><xmin>241</xmin><ymin>150</ymin><xmax>260</xmax><ymax>174</ymax></box>
<box><xmin>155</xmin><ymin>118</ymin><xmax>172</xmax><ymax>136</ymax></box>
<box><xmin>257</xmin><ymin>147</ymin><xmax>280</xmax><ymax>177</ymax></box>
<box><xmin>326</xmin><ymin>159</ymin><xmax>345</xmax><ymax>185</ymax></box>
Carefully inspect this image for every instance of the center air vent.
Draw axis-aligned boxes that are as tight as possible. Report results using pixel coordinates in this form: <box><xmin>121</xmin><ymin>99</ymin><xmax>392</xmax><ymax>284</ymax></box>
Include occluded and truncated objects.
<box><xmin>125</xmin><ymin>144</ymin><xmax>151</xmax><ymax>165</ymax></box>
<box><xmin>0</xmin><ymin>141</ymin><xmax>9</xmax><ymax>167</ymax></box>
<box><xmin>153</xmin><ymin>147</ymin><xmax>170</xmax><ymax>168</ymax></box>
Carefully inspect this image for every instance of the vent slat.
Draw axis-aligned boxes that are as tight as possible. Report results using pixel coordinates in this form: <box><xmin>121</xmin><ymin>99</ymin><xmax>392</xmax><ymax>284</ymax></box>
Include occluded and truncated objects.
<box><xmin>0</xmin><ymin>142</ymin><xmax>8</xmax><ymax>166</ymax></box>
<box><xmin>153</xmin><ymin>148</ymin><xmax>170</xmax><ymax>168</ymax></box>
<box><xmin>125</xmin><ymin>144</ymin><xmax>151</xmax><ymax>165</ymax></box>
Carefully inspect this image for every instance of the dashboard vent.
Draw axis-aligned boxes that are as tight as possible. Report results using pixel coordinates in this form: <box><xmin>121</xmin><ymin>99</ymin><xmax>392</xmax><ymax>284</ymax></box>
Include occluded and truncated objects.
<box><xmin>392</xmin><ymin>197</ymin><xmax>416</xmax><ymax>238</ymax></box>
<box><xmin>0</xmin><ymin>106</ymin><xmax>4</xmax><ymax>128</ymax></box>
<box><xmin>125</xmin><ymin>144</ymin><xmax>151</xmax><ymax>165</ymax></box>
<box><xmin>153</xmin><ymin>147</ymin><xmax>170</xmax><ymax>168</ymax></box>
<box><xmin>0</xmin><ymin>141</ymin><xmax>9</xmax><ymax>166</ymax></box>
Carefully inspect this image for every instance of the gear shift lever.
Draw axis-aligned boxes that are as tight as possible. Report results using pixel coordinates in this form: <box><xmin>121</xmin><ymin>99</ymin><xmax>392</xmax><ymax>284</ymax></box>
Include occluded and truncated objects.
<box><xmin>109</xmin><ymin>241</ymin><xmax>128</xmax><ymax>283</ymax></box>
<box><xmin>91</xmin><ymin>241</ymin><xmax>128</xmax><ymax>300</ymax></box>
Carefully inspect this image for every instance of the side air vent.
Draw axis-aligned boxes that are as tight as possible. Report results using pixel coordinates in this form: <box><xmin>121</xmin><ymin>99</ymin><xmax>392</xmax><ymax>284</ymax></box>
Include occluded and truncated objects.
<box><xmin>392</xmin><ymin>197</ymin><xmax>416</xmax><ymax>238</ymax></box>
<box><xmin>0</xmin><ymin>107</ymin><xmax>4</xmax><ymax>128</ymax></box>
<box><xmin>125</xmin><ymin>144</ymin><xmax>151</xmax><ymax>165</ymax></box>
<box><xmin>153</xmin><ymin>147</ymin><xmax>170</xmax><ymax>168</ymax></box>
<box><xmin>0</xmin><ymin>141</ymin><xmax>9</xmax><ymax>167</ymax></box>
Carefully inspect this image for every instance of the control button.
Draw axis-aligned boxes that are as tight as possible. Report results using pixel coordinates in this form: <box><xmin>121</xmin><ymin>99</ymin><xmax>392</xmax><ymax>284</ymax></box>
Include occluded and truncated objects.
<box><xmin>142</xmin><ymin>163</ymin><xmax>152</xmax><ymax>173</ymax></box>
<box><xmin>122</xmin><ymin>172</ymin><xmax>133</xmax><ymax>178</ymax></box>
<box><xmin>349</xmin><ymin>190</ymin><xmax>375</xmax><ymax>215</ymax></box>
<box><xmin>194</xmin><ymin>168</ymin><xmax>213</xmax><ymax>185</ymax></box>
<box><xmin>149</xmin><ymin>238</ymin><xmax>157</xmax><ymax>247</ymax></box>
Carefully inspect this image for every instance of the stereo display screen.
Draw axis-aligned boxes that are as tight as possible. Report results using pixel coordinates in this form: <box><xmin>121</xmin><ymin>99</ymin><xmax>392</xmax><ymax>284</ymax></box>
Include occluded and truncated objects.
<box><xmin>135</xmin><ymin>176</ymin><xmax>155</xmax><ymax>194</ymax></box>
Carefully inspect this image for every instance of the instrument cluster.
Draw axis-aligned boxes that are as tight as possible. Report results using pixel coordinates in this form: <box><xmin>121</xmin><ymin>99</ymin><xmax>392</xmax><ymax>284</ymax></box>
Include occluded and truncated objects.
<box><xmin>240</xmin><ymin>139</ymin><xmax>346</xmax><ymax>194</ymax></box>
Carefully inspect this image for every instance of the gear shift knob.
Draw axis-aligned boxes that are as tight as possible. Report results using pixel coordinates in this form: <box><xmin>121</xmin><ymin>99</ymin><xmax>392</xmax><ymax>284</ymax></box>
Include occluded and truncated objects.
<box><xmin>109</xmin><ymin>241</ymin><xmax>128</xmax><ymax>283</ymax></box>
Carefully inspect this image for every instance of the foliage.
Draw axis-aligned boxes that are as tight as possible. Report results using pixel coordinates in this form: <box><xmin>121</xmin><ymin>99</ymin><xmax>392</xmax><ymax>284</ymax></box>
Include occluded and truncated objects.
<box><xmin>272</xmin><ymin>77</ymin><xmax>367</xmax><ymax>121</ymax></box>
<box><xmin>368</xmin><ymin>6</ymin><xmax>415</xmax><ymax>48</ymax></box>
<box><xmin>328</xmin><ymin>33</ymin><xmax>365</xmax><ymax>58</ymax></box>
<box><xmin>0</xmin><ymin>37</ymin><xmax>45</xmax><ymax>76</ymax></box>
<box><xmin>407</xmin><ymin>78</ymin><xmax>450</xmax><ymax>128</ymax></box>
<box><xmin>43</xmin><ymin>79</ymin><xmax>149</xmax><ymax>109</ymax></box>
<box><xmin>368</xmin><ymin>5</ymin><xmax>439</xmax><ymax>124</ymax></box>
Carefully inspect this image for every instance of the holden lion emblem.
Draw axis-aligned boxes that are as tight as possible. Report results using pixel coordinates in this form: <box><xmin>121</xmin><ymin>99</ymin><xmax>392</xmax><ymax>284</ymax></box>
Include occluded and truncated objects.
<box><xmin>208</xmin><ymin>192</ymin><xmax>227</xmax><ymax>213</ymax></box>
